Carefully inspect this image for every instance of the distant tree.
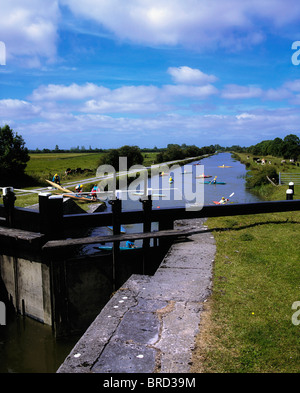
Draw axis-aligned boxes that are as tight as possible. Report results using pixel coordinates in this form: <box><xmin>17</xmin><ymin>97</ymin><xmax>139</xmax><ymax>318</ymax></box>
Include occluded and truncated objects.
<box><xmin>268</xmin><ymin>137</ymin><xmax>284</xmax><ymax>157</ymax></box>
<box><xmin>282</xmin><ymin>134</ymin><xmax>300</xmax><ymax>160</ymax></box>
<box><xmin>97</xmin><ymin>145</ymin><xmax>144</xmax><ymax>171</ymax></box>
<box><xmin>0</xmin><ymin>125</ymin><xmax>30</xmax><ymax>182</ymax></box>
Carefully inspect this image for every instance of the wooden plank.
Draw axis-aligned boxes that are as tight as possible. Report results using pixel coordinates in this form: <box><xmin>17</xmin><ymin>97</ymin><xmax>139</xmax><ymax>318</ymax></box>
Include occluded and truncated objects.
<box><xmin>0</xmin><ymin>226</ymin><xmax>44</xmax><ymax>242</ymax></box>
<box><xmin>42</xmin><ymin>227</ymin><xmax>203</xmax><ymax>250</ymax></box>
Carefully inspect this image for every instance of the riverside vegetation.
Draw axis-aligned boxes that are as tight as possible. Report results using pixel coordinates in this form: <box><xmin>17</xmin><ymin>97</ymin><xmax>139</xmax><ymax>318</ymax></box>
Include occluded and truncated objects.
<box><xmin>191</xmin><ymin>152</ymin><xmax>300</xmax><ymax>373</ymax></box>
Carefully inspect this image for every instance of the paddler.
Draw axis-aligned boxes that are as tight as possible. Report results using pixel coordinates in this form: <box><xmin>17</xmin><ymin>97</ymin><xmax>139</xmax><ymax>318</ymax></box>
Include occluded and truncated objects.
<box><xmin>52</xmin><ymin>173</ymin><xmax>61</xmax><ymax>185</ymax></box>
<box><xmin>211</xmin><ymin>176</ymin><xmax>217</xmax><ymax>184</ymax></box>
<box><xmin>219</xmin><ymin>197</ymin><xmax>229</xmax><ymax>204</ymax></box>
<box><xmin>75</xmin><ymin>184</ymin><xmax>83</xmax><ymax>193</ymax></box>
<box><xmin>91</xmin><ymin>184</ymin><xmax>99</xmax><ymax>200</ymax></box>
<box><xmin>126</xmin><ymin>240</ymin><xmax>135</xmax><ymax>248</ymax></box>
<box><xmin>169</xmin><ymin>176</ymin><xmax>173</xmax><ymax>183</ymax></box>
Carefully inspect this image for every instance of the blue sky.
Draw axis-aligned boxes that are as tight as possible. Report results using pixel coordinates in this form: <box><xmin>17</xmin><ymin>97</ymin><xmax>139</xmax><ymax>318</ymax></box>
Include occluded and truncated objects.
<box><xmin>1</xmin><ymin>0</ymin><xmax>300</xmax><ymax>150</ymax></box>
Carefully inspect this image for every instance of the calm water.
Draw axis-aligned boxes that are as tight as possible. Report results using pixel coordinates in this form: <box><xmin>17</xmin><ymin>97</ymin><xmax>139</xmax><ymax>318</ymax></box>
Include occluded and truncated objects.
<box><xmin>0</xmin><ymin>152</ymin><xmax>261</xmax><ymax>373</ymax></box>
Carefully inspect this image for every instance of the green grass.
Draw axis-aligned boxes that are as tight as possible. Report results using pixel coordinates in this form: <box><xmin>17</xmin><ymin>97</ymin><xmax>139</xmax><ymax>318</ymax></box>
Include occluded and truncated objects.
<box><xmin>191</xmin><ymin>153</ymin><xmax>300</xmax><ymax>373</ymax></box>
<box><xmin>25</xmin><ymin>152</ymin><xmax>105</xmax><ymax>182</ymax></box>
<box><xmin>25</xmin><ymin>152</ymin><xmax>159</xmax><ymax>182</ymax></box>
<box><xmin>191</xmin><ymin>211</ymin><xmax>300</xmax><ymax>373</ymax></box>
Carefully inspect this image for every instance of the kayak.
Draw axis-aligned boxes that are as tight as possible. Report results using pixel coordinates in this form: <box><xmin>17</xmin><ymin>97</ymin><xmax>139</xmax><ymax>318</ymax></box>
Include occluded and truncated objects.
<box><xmin>60</xmin><ymin>193</ymin><xmax>103</xmax><ymax>202</ymax></box>
<box><xmin>199</xmin><ymin>181</ymin><xmax>226</xmax><ymax>185</ymax></box>
<box><xmin>107</xmin><ymin>225</ymin><xmax>126</xmax><ymax>233</ymax></box>
<box><xmin>97</xmin><ymin>245</ymin><xmax>142</xmax><ymax>251</ymax></box>
<box><xmin>218</xmin><ymin>165</ymin><xmax>232</xmax><ymax>168</ymax></box>
<box><xmin>196</xmin><ymin>175</ymin><xmax>212</xmax><ymax>178</ymax></box>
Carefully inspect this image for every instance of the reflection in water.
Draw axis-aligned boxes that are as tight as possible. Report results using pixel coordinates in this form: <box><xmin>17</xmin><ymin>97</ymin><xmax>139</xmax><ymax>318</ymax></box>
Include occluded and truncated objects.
<box><xmin>0</xmin><ymin>152</ymin><xmax>261</xmax><ymax>373</ymax></box>
<box><xmin>0</xmin><ymin>314</ymin><xmax>79</xmax><ymax>373</ymax></box>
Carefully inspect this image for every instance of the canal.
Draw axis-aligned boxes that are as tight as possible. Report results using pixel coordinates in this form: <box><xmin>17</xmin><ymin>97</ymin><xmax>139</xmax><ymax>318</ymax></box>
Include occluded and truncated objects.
<box><xmin>0</xmin><ymin>152</ymin><xmax>261</xmax><ymax>373</ymax></box>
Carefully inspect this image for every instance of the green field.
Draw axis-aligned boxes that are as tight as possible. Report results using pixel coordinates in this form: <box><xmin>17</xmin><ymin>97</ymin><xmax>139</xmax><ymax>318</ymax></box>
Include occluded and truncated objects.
<box><xmin>25</xmin><ymin>152</ymin><xmax>104</xmax><ymax>181</ymax></box>
<box><xmin>25</xmin><ymin>151</ymin><xmax>158</xmax><ymax>183</ymax></box>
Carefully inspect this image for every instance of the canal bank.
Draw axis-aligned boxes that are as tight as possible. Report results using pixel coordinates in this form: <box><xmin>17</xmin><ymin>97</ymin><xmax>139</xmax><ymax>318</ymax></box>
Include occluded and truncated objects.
<box><xmin>57</xmin><ymin>218</ymin><xmax>215</xmax><ymax>373</ymax></box>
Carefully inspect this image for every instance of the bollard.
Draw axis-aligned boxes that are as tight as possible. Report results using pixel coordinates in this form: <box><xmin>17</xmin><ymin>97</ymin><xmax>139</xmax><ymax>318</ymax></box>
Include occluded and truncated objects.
<box><xmin>289</xmin><ymin>182</ymin><xmax>295</xmax><ymax>195</ymax></box>
<box><xmin>2</xmin><ymin>187</ymin><xmax>16</xmax><ymax>227</ymax></box>
<box><xmin>39</xmin><ymin>193</ymin><xmax>64</xmax><ymax>240</ymax></box>
<box><xmin>109</xmin><ymin>198</ymin><xmax>122</xmax><ymax>290</ymax></box>
<box><xmin>140</xmin><ymin>195</ymin><xmax>152</xmax><ymax>274</ymax></box>
<box><xmin>286</xmin><ymin>189</ymin><xmax>293</xmax><ymax>200</ymax></box>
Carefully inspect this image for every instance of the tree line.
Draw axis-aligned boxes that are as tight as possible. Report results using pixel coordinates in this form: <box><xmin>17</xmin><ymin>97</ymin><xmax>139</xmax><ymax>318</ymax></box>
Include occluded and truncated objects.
<box><xmin>246</xmin><ymin>134</ymin><xmax>300</xmax><ymax>161</ymax></box>
<box><xmin>0</xmin><ymin>124</ymin><xmax>299</xmax><ymax>187</ymax></box>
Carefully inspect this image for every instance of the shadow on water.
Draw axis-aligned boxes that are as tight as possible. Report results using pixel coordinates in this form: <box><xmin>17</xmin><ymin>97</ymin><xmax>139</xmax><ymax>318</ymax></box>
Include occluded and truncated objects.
<box><xmin>0</xmin><ymin>152</ymin><xmax>262</xmax><ymax>373</ymax></box>
<box><xmin>0</xmin><ymin>313</ymin><xmax>80</xmax><ymax>373</ymax></box>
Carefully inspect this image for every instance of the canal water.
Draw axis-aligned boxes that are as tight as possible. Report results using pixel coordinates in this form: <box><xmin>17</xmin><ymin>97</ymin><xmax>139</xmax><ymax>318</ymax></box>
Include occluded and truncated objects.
<box><xmin>0</xmin><ymin>152</ymin><xmax>261</xmax><ymax>373</ymax></box>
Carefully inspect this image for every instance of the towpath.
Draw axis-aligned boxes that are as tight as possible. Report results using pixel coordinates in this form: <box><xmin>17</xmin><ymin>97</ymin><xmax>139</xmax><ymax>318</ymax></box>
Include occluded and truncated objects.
<box><xmin>57</xmin><ymin>218</ymin><xmax>215</xmax><ymax>373</ymax></box>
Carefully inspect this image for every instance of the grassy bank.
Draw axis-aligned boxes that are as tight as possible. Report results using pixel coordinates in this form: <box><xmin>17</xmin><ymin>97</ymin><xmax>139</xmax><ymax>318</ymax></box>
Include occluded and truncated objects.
<box><xmin>191</xmin><ymin>154</ymin><xmax>300</xmax><ymax>373</ymax></box>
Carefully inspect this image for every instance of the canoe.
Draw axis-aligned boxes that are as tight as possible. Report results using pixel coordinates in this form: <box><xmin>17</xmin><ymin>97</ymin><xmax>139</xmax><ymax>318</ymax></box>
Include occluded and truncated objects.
<box><xmin>200</xmin><ymin>181</ymin><xmax>226</xmax><ymax>185</ymax></box>
<box><xmin>60</xmin><ymin>192</ymin><xmax>103</xmax><ymax>203</ymax></box>
<box><xmin>46</xmin><ymin>179</ymin><xmax>72</xmax><ymax>193</ymax></box>
<box><xmin>218</xmin><ymin>165</ymin><xmax>232</xmax><ymax>168</ymax></box>
<box><xmin>97</xmin><ymin>245</ymin><xmax>142</xmax><ymax>251</ymax></box>
<box><xmin>107</xmin><ymin>225</ymin><xmax>126</xmax><ymax>234</ymax></box>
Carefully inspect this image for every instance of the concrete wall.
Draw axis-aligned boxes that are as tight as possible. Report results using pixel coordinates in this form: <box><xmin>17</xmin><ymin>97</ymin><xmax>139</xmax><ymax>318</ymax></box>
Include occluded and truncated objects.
<box><xmin>0</xmin><ymin>255</ymin><xmax>51</xmax><ymax>324</ymax></box>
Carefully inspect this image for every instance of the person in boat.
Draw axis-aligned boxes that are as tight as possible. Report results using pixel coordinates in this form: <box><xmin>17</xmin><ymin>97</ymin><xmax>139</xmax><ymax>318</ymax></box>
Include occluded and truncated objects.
<box><xmin>91</xmin><ymin>184</ymin><xmax>99</xmax><ymax>200</ymax></box>
<box><xmin>169</xmin><ymin>176</ymin><xmax>173</xmax><ymax>183</ymax></box>
<box><xmin>126</xmin><ymin>240</ymin><xmax>135</xmax><ymax>248</ymax></box>
<box><xmin>75</xmin><ymin>184</ymin><xmax>83</xmax><ymax>194</ymax></box>
<box><xmin>52</xmin><ymin>173</ymin><xmax>61</xmax><ymax>185</ymax></box>
<box><xmin>210</xmin><ymin>176</ymin><xmax>217</xmax><ymax>184</ymax></box>
<box><xmin>219</xmin><ymin>197</ymin><xmax>229</xmax><ymax>204</ymax></box>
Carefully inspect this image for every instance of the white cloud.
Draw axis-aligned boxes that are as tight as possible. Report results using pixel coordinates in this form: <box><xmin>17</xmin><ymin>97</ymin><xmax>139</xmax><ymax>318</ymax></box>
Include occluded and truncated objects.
<box><xmin>221</xmin><ymin>84</ymin><xmax>263</xmax><ymax>99</ymax></box>
<box><xmin>0</xmin><ymin>1</ymin><xmax>59</xmax><ymax>65</ymax></box>
<box><xmin>60</xmin><ymin>0</ymin><xmax>300</xmax><ymax>49</ymax></box>
<box><xmin>167</xmin><ymin>66</ymin><xmax>217</xmax><ymax>85</ymax></box>
<box><xmin>0</xmin><ymin>99</ymin><xmax>40</xmax><ymax>118</ymax></box>
<box><xmin>236</xmin><ymin>113</ymin><xmax>257</xmax><ymax>120</ymax></box>
<box><xmin>162</xmin><ymin>84</ymin><xmax>218</xmax><ymax>99</ymax></box>
<box><xmin>30</xmin><ymin>83</ymin><xmax>110</xmax><ymax>101</ymax></box>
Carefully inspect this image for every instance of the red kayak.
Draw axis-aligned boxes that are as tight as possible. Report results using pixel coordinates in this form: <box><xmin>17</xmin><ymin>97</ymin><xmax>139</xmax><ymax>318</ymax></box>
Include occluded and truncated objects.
<box><xmin>196</xmin><ymin>175</ymin><xmax>212</xmax><ymax>178</ymax></box>
<box><xmin>213</xmin><ymin>199</ymin><xmax>229</xmax><ymax>205</ymax></box>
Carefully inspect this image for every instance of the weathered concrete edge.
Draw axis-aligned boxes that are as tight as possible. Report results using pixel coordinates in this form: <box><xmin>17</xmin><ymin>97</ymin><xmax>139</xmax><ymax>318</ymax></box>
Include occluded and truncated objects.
<box><xmin>57</xmin><ymin>274</ymin><xmax>151</xmax><ymax>373</ymax></box>
<box><xmin>57</xmin><ymin>218</ymin><xmax>216</xmax><ymax>373</ymax></box>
